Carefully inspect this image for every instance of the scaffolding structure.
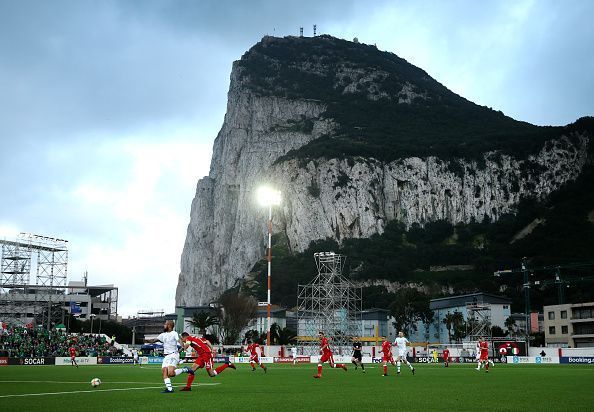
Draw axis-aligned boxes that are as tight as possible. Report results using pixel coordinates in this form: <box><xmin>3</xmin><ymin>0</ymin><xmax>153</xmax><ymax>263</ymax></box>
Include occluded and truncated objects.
<box><xmin>0</xmin><ymin>233</ymin><xmax>68</xmax><ymax>329</ymax></box>
<box><xmin>0</xmin><ymin>235</ymin><xmax>33</xmax><ymax>326</ymax></box>
<box><xmin>466</xmin><ymin>302</ymin><xmax>492</xmax><ymax>341</ymax></box>
<box><xmin>297</xmin><ymin>252</ymin><xmax>362</xmax><ymax>355</ymax></box>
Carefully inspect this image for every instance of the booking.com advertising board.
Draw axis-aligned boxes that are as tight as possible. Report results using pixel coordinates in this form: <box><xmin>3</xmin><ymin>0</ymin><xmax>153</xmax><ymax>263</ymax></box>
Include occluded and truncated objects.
<box><xmin>97</xmin><ymin>357</ymin><xmax>135</xmax><ymax>364</ymax></box>
<box><xmin>559</xmin><ymin>357</ymin><xmax>594</xmax><ymax>364</ymax></box>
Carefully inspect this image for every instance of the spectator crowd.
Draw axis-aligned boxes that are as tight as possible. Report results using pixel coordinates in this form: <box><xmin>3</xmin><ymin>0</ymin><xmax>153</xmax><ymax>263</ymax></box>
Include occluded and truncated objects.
<box><xmin>0</xmin><ymin>324</ymin><xmax>120</xmax><ymax>357</ymax></box>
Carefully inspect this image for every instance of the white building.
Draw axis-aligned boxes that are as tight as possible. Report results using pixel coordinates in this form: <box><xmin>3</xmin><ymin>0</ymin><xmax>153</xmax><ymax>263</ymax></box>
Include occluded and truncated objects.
<box><xmin>410</xmin><ymin>292</ymin><xmax>512</xmax><ymax>343</ymax></box>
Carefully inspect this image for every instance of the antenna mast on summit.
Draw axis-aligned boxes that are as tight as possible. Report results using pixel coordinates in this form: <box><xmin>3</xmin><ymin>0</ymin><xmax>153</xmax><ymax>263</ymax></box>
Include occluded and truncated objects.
<box><xmin>300</xmin><ymin>27</ymin><xmax>303</xmax><ymax>37</ymax></box>
<box><xmin>313</xmin><ymin>24</ymin><xmax>317</xmax><ymax>37</ymax></box>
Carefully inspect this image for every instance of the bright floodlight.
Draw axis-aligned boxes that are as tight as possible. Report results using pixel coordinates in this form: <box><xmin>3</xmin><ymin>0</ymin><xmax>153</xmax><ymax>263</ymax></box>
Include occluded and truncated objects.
<box><xmin>257</xmin><ymin>186</ymin><xmax>281</xmax><ymax>207</ymax></box>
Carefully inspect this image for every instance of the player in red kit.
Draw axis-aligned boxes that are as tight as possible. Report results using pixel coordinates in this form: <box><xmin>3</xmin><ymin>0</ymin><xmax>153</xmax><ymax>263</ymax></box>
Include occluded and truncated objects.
<box><xmin>69</xmin><ymin>345</ymin><xmax>78</xmax><ymax>368</ymax></box>
<box><xmin>476</xmin><ymin>337</ymin><xmax>490</xmax><ymax>372</ymax></box>
<box><xmin>313</xmin><ymin>331</ymin><xmax>347</xmax><ymax>378</ymax></box>
<box><xmin>245</xmin><ymin>341</ymin><xmax>267</xmax><ymax>373</ymax></box>
<box><xmin>442</xmin><ymin>348</ymin><xmax>450</xmax><ymax>367</ymax></box>
<box><xmin>381</xmin><ymin>339</ymin><xmax>396</xmax><ymax>376</ymax></box>
<box><xmin>179</xmin><ymin>332</ymin><xmax>236</xmax><ymax>391</ymax></box>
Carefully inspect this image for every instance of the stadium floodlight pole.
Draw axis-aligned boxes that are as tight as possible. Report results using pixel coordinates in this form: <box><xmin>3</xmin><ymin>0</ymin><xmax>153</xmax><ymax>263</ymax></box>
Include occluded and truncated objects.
<box><xmin>90</xmin><ymin>313</ymin><xmax>96</xmax><ymax>335</ymax></box>
<box><xmin>521</xmin><ymin>257</ymin><xmax>531</xmax><ymax>347</ymax></box>
<box><xmin>257</xmin><ymin>186</ymin><xmax>282</xmax><ymax>349</ymax></box>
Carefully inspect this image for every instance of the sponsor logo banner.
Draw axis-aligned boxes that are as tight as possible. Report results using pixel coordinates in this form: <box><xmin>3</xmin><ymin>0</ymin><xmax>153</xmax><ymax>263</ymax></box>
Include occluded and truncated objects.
<box><xmin>508</xmin><ymin>356</ymin><xmax>560</xmax><ymax>364</ymax></box>
<box><xmin>97</xmin><ymin>357</ymin><xmax>135</xmax><ymax>364</ymax></box>
<box><xmin>232</xmin><ymin>356</ymin><xmax>274</xmax><ymax>364</ymax></box>
<box><xmin>560</xmin><ymin>356</ymin><xmax>594</xmax><ymax>364</ymax></box>
<box><xmin>55</xmin><ymin>357</ymin><xmax>98</xmax><ymax>366</ymax></box>
<box><xmin>274</xmin><ymin>356</ymin><xmax>311</xmax><ymax>363</ymax></box>
<box><xmin>0</xmin><ymin>357</ymin><xmax>8</xmax><ymax>366</ymax></box>
<box><xmin>8</xmin><ymin>357</ymin><xmax>55</xmax><ymax>366</ymax></box>
<box><xmin>179</xmin><ymin>356</ymin><xmax>228</xmax><ymax>364</ymax></box>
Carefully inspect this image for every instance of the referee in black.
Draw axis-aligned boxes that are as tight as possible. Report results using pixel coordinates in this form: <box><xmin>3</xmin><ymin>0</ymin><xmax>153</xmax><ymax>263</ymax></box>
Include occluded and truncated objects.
<box><xmin>351</xmin><ymin>338</ymin><xmax>365</xmax><ymax>372</ymax></box>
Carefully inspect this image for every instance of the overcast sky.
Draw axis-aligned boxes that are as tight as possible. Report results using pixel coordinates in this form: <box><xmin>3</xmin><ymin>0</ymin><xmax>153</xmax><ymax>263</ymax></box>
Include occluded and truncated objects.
<box><xmin>1</xmin><ymin>0</ymin><xmax>592</xmax><ymax>318</ymax></box>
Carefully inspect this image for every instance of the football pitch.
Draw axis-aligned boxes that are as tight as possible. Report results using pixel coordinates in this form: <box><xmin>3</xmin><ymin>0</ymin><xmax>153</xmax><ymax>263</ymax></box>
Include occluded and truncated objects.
<box><xmin>0</xmin><ymin>363</ymin><xmax>592</xmax><ymax>411</ymax></box>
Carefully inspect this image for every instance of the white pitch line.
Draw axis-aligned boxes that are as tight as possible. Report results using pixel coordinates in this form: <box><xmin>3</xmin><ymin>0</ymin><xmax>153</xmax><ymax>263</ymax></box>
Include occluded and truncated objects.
<box><xmin>0</xmin><ymin>383</ymin><xmax>221</xmax><ymax>398</ymax></box>
<box><xmin>0</xmin><ymin>380</ymin><xmax>165</xmax><ymax>384</ymax></box>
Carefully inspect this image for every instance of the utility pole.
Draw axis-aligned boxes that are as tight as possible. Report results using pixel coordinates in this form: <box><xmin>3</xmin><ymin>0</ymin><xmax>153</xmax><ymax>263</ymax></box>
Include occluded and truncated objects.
<box><xmin>521</xmin><ymin>257</ymin><xmax>531</xmax><ymax>340</ymax></box>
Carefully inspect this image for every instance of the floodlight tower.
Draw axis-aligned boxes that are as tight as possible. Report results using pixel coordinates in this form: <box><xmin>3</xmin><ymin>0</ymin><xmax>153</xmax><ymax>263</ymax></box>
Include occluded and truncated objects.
<box><xmin>257</xmin><ymin>186</ymin><xmax>281</xmax><ymax>348</ymax></box>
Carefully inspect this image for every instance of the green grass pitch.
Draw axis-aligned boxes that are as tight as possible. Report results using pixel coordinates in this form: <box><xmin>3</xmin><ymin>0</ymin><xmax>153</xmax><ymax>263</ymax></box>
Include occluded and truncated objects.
<box><xmin>0</xmin><ymin>363</ymin><xmax>592</xmax><ymax>411</ymax></box>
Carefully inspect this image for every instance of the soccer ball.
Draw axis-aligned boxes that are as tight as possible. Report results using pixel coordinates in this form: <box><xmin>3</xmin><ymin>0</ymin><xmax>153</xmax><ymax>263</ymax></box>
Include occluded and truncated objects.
<box><xmin>90</xmin><ymin>378</ymin><xmax>102</xmax><ymax>387</ymax></box>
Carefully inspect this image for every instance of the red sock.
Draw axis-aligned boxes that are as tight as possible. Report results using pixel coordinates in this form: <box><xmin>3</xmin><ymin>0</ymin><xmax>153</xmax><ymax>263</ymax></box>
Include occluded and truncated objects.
<box><xmin>250</xmin><ymin>362</ymin><xmax>255</xmax><ymax>369</ymax></box>
<box><xmin>336</xmin><ymin>364</ymin><xmax>344</xmax><ymax>369</ymax></box>
<box><xmin>383</xmin><ymin>365</ymin><xmax>387</xmax><ymax>374</ymax></box>
<box><xmin>317</xmin><ymin>365</ymin><xmax>322</xmax><ymax>375</ymax></box>
<box><xmin>215</xmin><ymin>364</ymin><xmax>228</xmax><ymax>374</ymax></box>
<box><xmin>485</xmin><ymin>363</ymin><xmax>489</xmax><ymax>371</ymax></box>
<box><xmin>186</xmin><ymin>374</ymin><xmax>195</xmax><ymax>387</ymax></box>
<box><xmin>261</xmin><ymin>363</ymin><xmax>266</xmax><ymax>369</ymax></box>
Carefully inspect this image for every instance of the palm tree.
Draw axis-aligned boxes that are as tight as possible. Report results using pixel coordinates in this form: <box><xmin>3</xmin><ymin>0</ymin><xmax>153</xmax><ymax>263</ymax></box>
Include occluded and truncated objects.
<box><xmin>187</xmin><ymin>311</ymin><xmax>220</xmax><ymax>336</ymax></box>
<box><xmin>442</xmin><ymin>312</ymin><xmax>455</xmax><ymax>343</ymax></box>
<box><xmin>451</xmin><ymin>311</ymin><xmax>466</xmax><ymax>343</ymax></box>
<box><xmin>270</xmin><ymin>323</ymin><xmax>281</xmax><ymax>344</ymax></box>
<box><xmin>505</xmin><ymin>316</ymin><xmax>516</xmax><ymax>337</ymax></box>
<box><xmin>278</xmin><ymin>326</ymin><xmax>297</xmax><ymax>345</ymax></box>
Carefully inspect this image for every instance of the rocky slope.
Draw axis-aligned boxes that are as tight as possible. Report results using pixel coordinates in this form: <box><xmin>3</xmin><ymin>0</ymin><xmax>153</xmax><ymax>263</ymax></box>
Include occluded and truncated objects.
<box><xmin>175</xmin><ymin>35</ymin><xmax>591</xmax><ymax>306</ymax></box>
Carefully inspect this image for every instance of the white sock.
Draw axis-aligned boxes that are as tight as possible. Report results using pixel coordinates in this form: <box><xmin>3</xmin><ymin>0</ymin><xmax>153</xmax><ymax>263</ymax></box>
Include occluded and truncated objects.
<box><xmin>477</xmin><ymin>362</ymin><xmax>482</xmax><ymax>369</ymax></box>
<box><xmin>164</xmin><ymin>378</ymin><xmax>172</xmax><ymax>391</ymax></box>
<box><xmin>174</xmin><ymin>368</ymin><xmax>183</xmax><ymax>376</ymax></box>
<box><xmin>397</xmin><ymin>361</ymin><xmax>401</xmax><ymax>372</ymax></box>
<box><xmin>407</xmin><ymin>361</ymin><xmax>413</xmax><ymax>370</ymax></box>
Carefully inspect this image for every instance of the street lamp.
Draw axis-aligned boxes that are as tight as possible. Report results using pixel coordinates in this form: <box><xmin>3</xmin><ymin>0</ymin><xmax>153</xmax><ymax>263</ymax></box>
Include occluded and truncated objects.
<box><xmin>257</xmin><ymin>186</ymin><xmax>281</xmax><ymax>348</ymax></box>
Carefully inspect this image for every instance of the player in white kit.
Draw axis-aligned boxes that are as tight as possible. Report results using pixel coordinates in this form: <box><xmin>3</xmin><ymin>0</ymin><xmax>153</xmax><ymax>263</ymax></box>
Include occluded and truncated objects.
<box><xmin>394</xmin><ymin>331</ymin><xmax>415</xmax><ymax>375</ymax></box>
<box><xmin>291</xmin><ymin>346</ymin><xmax>298</xmax><ymax>365</ymax></box>
<box><xmin>144</xmin><ymin>320</ymin><xmax>194</xmax><ymax>393</ymax></box>
<box><xmin>132</xmin><ymin>348</ymin><xmax>139</xmax><ymax>366</ymax></box>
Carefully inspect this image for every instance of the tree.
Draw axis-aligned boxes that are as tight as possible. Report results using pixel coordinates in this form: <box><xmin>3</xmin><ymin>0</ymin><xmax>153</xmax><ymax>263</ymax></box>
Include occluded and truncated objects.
<box><xmin>442</xmin><ymin>312</ymin><xmax>455</xmax><ymax>343</ymax></box>
<box><xmin>491</xmin><ymin>325</ymin><xmax>506</xmax><ymax>337</ymax></box>
<box><xmin>187</xmin><ymin>311</ymin><xmax>220</xmax><ymax>336</ymax></box>
<box><xmin>442</xmin><ymin>311</ymin><xmax>466</xmax><ymax>343</ymax></box>
<box><xmin>270</xmin><ymin>323</ymin><xmax>281</xmax><ymax>344</ymax></box>
<box><xmin>218</xmin><ymin>291</ymin><xmax>258</xmax><ymax>345</ymax></box>
<box><xmin>530</xmin><ymin>331</ymin><xmax>545</xmax><ymax>347</ymax></box>
<box><xmin>389</xmin><ymin>288</ymin><xmax>433</xmax><ymax>335</ymax></box>
<box><xmin>278</xmin><ymin>326</ymin><xmax>297</xmax><ymax>345</ymax></box>
<box><xmin>243</xmin><ymin>329</ymin><xmax>264</xmax><ymax>345</ymax></box>
<box><xmin>451</xmin><ymin>311</ymin><xmax>466</xmax><ymax>343</ymax></box>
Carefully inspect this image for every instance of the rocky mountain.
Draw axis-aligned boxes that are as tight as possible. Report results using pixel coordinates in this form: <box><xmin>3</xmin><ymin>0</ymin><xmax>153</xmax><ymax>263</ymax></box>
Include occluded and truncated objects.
<box><xmin>175</xmin><ymin>35</ymin><xmax>592</xmax><ymax>307</ymax></box>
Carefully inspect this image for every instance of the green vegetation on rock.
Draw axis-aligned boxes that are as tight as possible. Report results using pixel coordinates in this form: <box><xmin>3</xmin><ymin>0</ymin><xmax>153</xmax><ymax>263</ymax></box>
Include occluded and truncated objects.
<box><xmin>237</xmin><ymin>35</ymin><xmax>576</xmax><ymax>163</ymax></box>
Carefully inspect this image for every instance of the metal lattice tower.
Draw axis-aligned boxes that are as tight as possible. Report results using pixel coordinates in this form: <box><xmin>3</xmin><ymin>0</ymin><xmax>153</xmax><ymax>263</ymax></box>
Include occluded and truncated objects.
<box><xmin>297</xmin><ymin>252</ymin><xmax>362</xmax><ymax>355</ymax></box>
<box><xmin>0</xmin><ymin>235</ymin><xmax>32</xmax><ymax>325</ymax></box>
<box><xmin>0</xmin><ymin>233</ymin><xmax>68</xmax><ymax>329</ymax></box>
<box><xmin>466</xmin><ymin>302</ymin><xmax>492</xmax><ymax>341</ymax></box>
<box><xmin>32</xmin><ymin>234</ymin><xmax>68</xmax><ymax>329</ymax></box>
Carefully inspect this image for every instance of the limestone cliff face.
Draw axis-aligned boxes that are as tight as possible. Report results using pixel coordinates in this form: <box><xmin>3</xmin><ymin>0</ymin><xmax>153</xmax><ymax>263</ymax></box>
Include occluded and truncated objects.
<box><xmin>175</xmin><ymin>36</ymin><xmax>590</xmax><ymax>306</ymax></box>
<box><xmin>176</xmin><ymin>61</ymin><xmax>332</xmax><ymax>305</ymax></box>
<box><xmin>268</xmin><ymin>135</ymin><xmax>588</xmax><ymax>253</ymax></box>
